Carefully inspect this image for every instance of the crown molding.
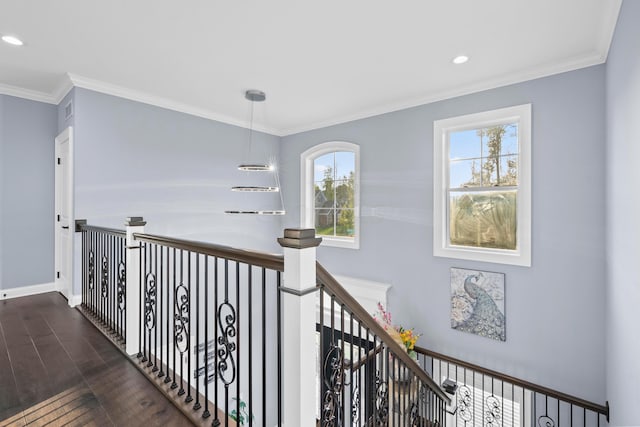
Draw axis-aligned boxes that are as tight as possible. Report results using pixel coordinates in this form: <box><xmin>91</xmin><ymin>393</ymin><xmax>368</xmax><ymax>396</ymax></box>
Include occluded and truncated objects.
<box><xmin>279</xmin><ymin>50</ymin><xmax>607</xmax><ymax>136</ymax></box>
<box><xmin>597</xmin><ymin>0</ymin><xmax>623</xmax><ymax>63</ymax></box>
<box><xmin>52</xmin><ymin>75</ymin><xmax>75</xmax><ymax>104</ymax></box>
<box><xmin>0</xmin><ymin>82</ymin><xmax>58</xmax><ymax>104</ymax></box>
<box><xmin>65</xmin><ymin>73</ymin><xmax>281</xmax><ymax>136</ymax></box>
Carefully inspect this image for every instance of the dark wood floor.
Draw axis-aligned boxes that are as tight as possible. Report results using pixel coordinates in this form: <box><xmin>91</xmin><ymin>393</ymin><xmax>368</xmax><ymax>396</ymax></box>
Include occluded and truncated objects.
<box><xmin>0</xmin><ymin>292</ymin><xmax>192</xmax><ymax>426</ymax></box>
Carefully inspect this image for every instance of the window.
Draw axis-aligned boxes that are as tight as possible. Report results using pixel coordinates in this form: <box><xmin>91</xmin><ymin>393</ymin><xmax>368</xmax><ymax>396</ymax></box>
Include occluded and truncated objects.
<box><xmin>433</xmin><ymin>104</ymin><xmax>531</xmax><ymax>266</ymax></box>
<box><xmin>301</xmin><ymin>142</ymin><xmax>360</xmax><ymax>249</ymax></box>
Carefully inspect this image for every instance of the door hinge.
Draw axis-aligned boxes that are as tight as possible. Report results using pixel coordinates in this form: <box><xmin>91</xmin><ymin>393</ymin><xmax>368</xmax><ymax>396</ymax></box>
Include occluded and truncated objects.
<box><xmin>57</xmin><ymin>157</ymin><xmax>61</xmax><ymax>165</ymax></box>
<box><xmin>56</xmin><ymin>271</ymin><xmax>60</xmax><ymax>279</ymax></box>
<box><xmin>57</xmin><ymin>214</ymin><xmax>60</xmax><ymax>222</ymax></box>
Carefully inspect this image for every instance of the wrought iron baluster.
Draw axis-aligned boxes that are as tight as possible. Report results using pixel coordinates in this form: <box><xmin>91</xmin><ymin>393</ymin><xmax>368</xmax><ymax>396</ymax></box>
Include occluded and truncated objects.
<box><xmin>235</xmin><ymin>261</ymin><xmax>240</xmax><ymax>419</ymax></box>
<box><xmin>214</xmin><ymin>256</ymin><xmax>219</xmax><ymax>426</ymax></box>
<box><xmin>165</xmin><ymin>246</ymin><xmax>171</xmax><ymax>385</ymax></box>
<box><xmin>176</xmin><ymin>249</ymin><xmax>188</xmax><ymax>396</ymax></box>
<box><xmin>247</xmin><ymin>263</ymin><xmax>252</xmax><ymax>427</ymax></box>
<box><xmin>185</xmin><ymin>251</ymin><xmax>192</xmax><ymax>403</ymax></box>
<box><xmin>158</xmin><ymin>245</ymin><xmax>164</xmax><ymax>378</ymax></box>
<box><xmin>202</xmin><ymin>255</ymin><xmax>210</xmax><ymax>419</ymax></box>
<box><xmin>171</xmin><ymin>247</ymin><xmax>178</xmax><ymax>390</ymax></box>
<box><xmin>137</xmin><ymin>242</ymin><xmax>144</xmax><ymax>359</ymax></box>
<box><xmin>193</xmin><ymin>253</ymin><xmax>200</xmax><ymax>411</ymax></box>
<box><xmin>261</xmin><ymin>267</ymin><xmax>266</xmax><ymax>427</ymax></box>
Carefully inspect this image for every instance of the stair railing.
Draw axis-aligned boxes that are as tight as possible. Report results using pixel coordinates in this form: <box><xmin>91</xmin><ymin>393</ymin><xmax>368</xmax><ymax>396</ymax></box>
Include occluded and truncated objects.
<box><xmin>415</xmin><ymin>346</ymin><xmax>609</xmax><ymax>427</ymax></box>
<box><xmin>316</xmin><ymin>262</ymin><xmax>451</xmax><ymax>426</ymax></box>
<box><xmin>77</xmin><ymin>221</ymin><xmax>128</xmax><ymax>344</ymax></box>
<box><xmin>77</xmin><ymin>217</ymin><xmax>286</xmax><ymax>426</ymax></box>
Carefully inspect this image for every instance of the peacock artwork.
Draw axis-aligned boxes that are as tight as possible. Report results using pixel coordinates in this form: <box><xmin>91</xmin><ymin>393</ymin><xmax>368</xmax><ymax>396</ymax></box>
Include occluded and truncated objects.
<box><xmin>450</xmin><ymin>267</ymin><xmax>506</xmax><ymax>341</ymax></box>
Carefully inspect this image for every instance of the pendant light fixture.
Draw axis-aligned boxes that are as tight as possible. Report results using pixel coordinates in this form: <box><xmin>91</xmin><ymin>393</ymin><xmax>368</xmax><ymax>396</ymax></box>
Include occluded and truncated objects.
<box><xmin>225</xmin><ymin>90</ymin><xmax>285</xmax><ymax>215</ymax></box>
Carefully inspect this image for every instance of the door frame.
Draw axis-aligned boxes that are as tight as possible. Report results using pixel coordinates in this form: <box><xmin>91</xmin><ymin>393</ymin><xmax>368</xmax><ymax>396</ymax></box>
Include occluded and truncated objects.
<box><xmin>54</xmin><ymin>127</ymin><xmax>74</xmax><ymax>306</ymax></box>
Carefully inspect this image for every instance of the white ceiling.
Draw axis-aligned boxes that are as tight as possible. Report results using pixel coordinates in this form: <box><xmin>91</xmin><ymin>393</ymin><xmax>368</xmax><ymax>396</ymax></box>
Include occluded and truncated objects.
<box><xmin>0</xmin><ymin>1</ymin><xmax>622</xmax><ymax>136</ymax></box>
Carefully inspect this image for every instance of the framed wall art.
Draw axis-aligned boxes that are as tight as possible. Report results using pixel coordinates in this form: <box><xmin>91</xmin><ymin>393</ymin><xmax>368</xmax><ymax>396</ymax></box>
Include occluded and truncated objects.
<box><xmin>450</xmin><ymin>267</ymin><xmax>506</xmax><ymax>341</ymax></box>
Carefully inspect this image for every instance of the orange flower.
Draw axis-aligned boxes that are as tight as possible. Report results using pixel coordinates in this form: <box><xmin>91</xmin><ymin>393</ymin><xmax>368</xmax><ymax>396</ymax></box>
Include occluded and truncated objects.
<box><xmin>374</xmin><ymin>303</ymin><xmax>422</xmax><ymax>354</ymax></box>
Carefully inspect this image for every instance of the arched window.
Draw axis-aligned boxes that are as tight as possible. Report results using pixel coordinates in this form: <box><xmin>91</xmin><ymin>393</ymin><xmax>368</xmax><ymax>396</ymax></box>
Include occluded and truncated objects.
<box><xmin>301</xmin><ymin>141</ymin><xmax>360</xmax><ymax>249</ymax></box>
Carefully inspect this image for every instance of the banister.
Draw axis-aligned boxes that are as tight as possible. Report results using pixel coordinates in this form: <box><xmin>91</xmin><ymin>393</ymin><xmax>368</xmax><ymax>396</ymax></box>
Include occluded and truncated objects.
<box><xmin>78</xmin><ymin>223</ymin><xmax>126</xmax><ymax>237</ymax></box>
<box><xmin>132</xmin><ymin>232</ymin><xmax>285</xmax><ymax>272</ymax></box>
<box><xmin>347</xmin><ymin>343</ymin><xmax>384</xmax><ymax>371</ymax></box>
<box><xmin>316</xmin><ymin>262</ymin><xmax>452</xmax><ymax>405</ymax></box>
<box><xmin>415</xmin><ymin>346</ymin><xmax>609</xmax><ymax>418</ymax></box>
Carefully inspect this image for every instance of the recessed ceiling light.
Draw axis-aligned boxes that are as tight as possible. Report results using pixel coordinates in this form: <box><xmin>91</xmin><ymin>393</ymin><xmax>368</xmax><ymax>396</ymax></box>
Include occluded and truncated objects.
<box><xmin>452</xmin><ymin>55</ymin><xmax>469</xmax><ymax>65</ymax></box>
<box><xmin>2</xmin><ymin>35</ymin><xmax>24</xmax><ymax>46</ymax></box>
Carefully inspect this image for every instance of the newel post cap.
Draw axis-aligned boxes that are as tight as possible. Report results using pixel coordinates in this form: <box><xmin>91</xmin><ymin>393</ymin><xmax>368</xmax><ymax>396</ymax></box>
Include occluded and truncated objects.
<box><xmin>125</xmin><ymin>216</ymin><xmax>146</xmax><ymax>227</ymax></box>
<box><xmin>277</xmin><ymin>228</ymin><xmax>322</xmax><ymax>249</ymax></box>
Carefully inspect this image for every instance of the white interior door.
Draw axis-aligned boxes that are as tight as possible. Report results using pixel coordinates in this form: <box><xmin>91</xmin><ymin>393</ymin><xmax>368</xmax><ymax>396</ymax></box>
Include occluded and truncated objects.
<box><xmin>54</xmin><ymin>127</ymin><xmax>74</xmax><ymax>303</ymax></box>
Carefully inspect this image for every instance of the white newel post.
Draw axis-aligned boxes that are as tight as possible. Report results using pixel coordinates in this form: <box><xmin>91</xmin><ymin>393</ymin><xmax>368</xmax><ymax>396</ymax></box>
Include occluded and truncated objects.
<box><xmin>278</xmin><ymin>229</ymin><xmax>322</xmax><ymax>427</ymax></box>
<box><xmin>125</xmin><ymin>216</ymin><xmax>146</xmax><ymax>356</ymax></box>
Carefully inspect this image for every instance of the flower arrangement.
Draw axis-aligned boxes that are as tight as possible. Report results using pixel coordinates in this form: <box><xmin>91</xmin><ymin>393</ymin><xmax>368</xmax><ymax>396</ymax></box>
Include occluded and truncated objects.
<box><xmin>374</xmin><ymin>302</ymin><xmax>421</xmax><ymax>358</ymax></box>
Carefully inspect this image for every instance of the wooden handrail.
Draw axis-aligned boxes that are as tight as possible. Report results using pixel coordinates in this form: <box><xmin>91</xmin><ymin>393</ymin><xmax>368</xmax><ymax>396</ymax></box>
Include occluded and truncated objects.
<box><xmin>133</xmin><ymin>233</ymin><xmax>285</xmax><ymax>272</ymax></box>
<box><xmin>415</xmin><ymin>346</ymin><xmax>609</xmax><ymax>418</ymax></box>
<box><xmin>79</xmin><ymin>224</ymin><xmax>126</xmax><ymax>237</ymax></box>
<box><xmin>316</xmin><ymin>262</ymin><xmax>451</xmax><ymax>404</ymax></box>
<box><xmin>347</xmin><ymin>344</ymin><xmax>384</xmax><ymax>371</ymax></box>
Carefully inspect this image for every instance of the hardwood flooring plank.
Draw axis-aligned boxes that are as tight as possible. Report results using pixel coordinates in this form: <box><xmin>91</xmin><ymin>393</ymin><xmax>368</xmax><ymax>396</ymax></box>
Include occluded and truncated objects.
<box><xmin>0</xmin><ymin>324</ymin><xmax>22</xmax><ymax>422</ymax></box>
<box><xmin>21</xmin><ymin>315</ymin><xmax>53</xmax><ymax>340</ymax></box>
<box><xmin>0</xmin><ymin>411</ymin><xmax>25</xmax><ymax>427</ymax></box>
<box><xmin>6</xmin><ymin>342</ymin><xmax>51</xmax><ymax>412</ymax></box>
<box><xmin>30</xmin><ymin>392</ymin><xmax>101</xmax><ymax>427</ymax></box>
<box><xmin>31</xmin><ymin>334</ymin><xmax>83</xmax><ymax>395</ymax></box>
<box><xmin>58</xmin><ymin>404</ymin><xmax>112</xmax><ymax>427</ymax></box>
<box><xmin>21</xmin><ymin>386</ymin><xmax>87</xmax><ymax>424</ymax></box>
<box><xmin>0</xmin><ymin>313</ymin><xmax>31</xmax><ymax>348</ymax></box>
<box><xmin>56</xmin><ymin>336</ymin><xmax>107</xmax><ymax>379</ymax></box>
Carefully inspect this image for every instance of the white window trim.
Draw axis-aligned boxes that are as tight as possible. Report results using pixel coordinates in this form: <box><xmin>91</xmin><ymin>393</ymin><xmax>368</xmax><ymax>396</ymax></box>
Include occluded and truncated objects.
<box><xmin>433</xmin><ymin>104</ymin><xmax>531</xmax><ymax>266</ymax></box>
<box><xmin>301</xmin><ymin>141</ymin><xmax>360</xmax><ymax>249</ymax></box>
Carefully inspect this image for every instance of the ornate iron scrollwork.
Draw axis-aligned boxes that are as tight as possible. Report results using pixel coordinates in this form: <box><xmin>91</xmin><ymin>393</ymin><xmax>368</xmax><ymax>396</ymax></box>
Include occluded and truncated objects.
<box><xmin>351</xmin><ymin>383</ymin><xmax>360</xmax><ymax>425</ymax></box>
<box><xmin>485</xmin><ymin>395</ymin><xmax>502</xmax><ymax>427</ymax></box>
<box><xmin>101</xmin><ymin>256</ymin><xmax>108</xmax><ymax>298</ymax></box>
<box><xmin>88</xmin><ymin>250</ymin><xmax>95</xmax><ymax>290</ymax></box>
<box><xmin>174</xmin><ymin>283</ymin><xmax>189</xmax><ymax>354</ymax></box>
<box><xmin>322</xmin><ymin>345</ymin><xmax>344</xmax><ymax>427</ymax></box>
<box><xmin>409</xmin><ymin>401</ymin><xmax>420</xmax><ymax>426</ymax></box>
<box><xmin>457</xmin><ymin>385</ymin><xmax>473</xmax><ymax>422</ymax></box>
<box><xmin>144</xmin><ymin>273</ymin><xmax>156</xmax><ymax>330</ymax></box>
<box><xmin>538</xmin><ymin>415</ymin><xmax>556</xmax><ymax>427</ymax></box>
<box><xmin>373</xmin><ymin>371</ymin><xmax>389</xmax><ymax>426</ymax></box>
<box><xmin>117</xmin><ymin>261</ymin><xmax>126</xmax><ymax>312</ymax></box>
<box><xmin>216</xmin><ymin>301</ymin><xmax>237</xmax><ymax>385</ymax></box>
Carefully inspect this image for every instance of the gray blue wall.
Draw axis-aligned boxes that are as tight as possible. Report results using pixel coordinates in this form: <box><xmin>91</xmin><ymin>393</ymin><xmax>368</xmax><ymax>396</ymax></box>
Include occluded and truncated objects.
<box><xmin>280</xmin><ymin>66</ymin><xmax>607</xmax><ymax>402</ymax></box>
<box><xmin>70</xmin><ymin>88</ymin><xmax>283</xmax><ymax>294</ymax></box>
<box><xmin>605</xmin><ymin>1</ymin><xmax>640</xmax><ymax>424</ymax></box>
<box><xmin>0</xmin><ymin>95</ymin><xmax>57</xmax><ymax>289</ymax></box>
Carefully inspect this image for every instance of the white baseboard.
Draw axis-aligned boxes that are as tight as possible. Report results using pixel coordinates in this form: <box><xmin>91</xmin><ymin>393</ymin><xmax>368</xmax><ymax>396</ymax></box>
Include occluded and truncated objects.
<box><xmin>0</xmin><ymin>282</ymin><xmax>57</xmax><ymax>300</ymax></box>
<box><xmin>68</xmin><ymin>294</ymin><xmax>82</xmax><ymax>307</ymax></box>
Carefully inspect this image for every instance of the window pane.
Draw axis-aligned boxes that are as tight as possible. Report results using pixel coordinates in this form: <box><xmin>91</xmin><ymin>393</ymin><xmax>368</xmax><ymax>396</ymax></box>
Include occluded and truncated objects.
<box><xmin>335</xmin><ymin>151</ymin><xmax>355</xmax><ymax>180</ymax></box>
<box><xmin>315</xmin><ymin>208</ymin><xmax>335</xmax><ymax>236</ymax></box>
<box><xmin>498</xmin><ymin>155</ymin><xmax>518</xmax><ymax>186</ymax></box>
<box><xmin>334</xmin><ymin>179</ymin><xmax>354</xmax><ymax>208</ymax></box>
<box><xmin>336</xmin><ymin>209</ymin><xmax>355</xmax><ymax>237</ymax></box>
<box><xmin>501</xmin><ymin>124</ymin><xmax>518</xmax><ymax>155</ymax></box>
<box><xmin>450</xmin><ymin>129</ymin><xmax>481</xmax><ymax>160</ymax></box>
<box><xmin>315</xmin><ymin>180</ymin><xmax>334</xmax><ymax>206</ymax></box>
<box><xmin>481</xmin><ymin>124</ymin><xmax>517</xmax><ymax>158</ymax></box>
<box><xmin>449</xmin><ymin>191</ymin><xmax>517</xmax><ymax>250</ymax></box>
<box><xmin>314</xmin><ymin>153</ymin><xmax>334</xmax><ymax>182</ymax></box>
<box><xmin>450</xmin><ymin>158</ymin><xmax>482</xmax><ymax>188</ymax></box>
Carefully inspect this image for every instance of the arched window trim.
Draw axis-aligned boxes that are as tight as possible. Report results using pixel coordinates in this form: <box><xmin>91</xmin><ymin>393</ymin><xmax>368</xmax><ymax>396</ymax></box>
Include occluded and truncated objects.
<box><xmin>300</xmin><ymin>141</ymin><xmax>360</xmax><ymax>249</ymax></box>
